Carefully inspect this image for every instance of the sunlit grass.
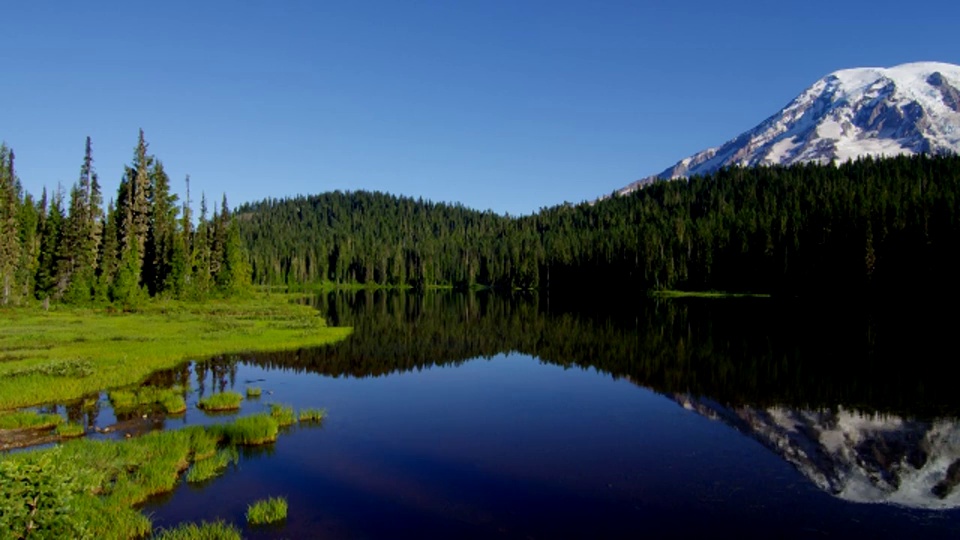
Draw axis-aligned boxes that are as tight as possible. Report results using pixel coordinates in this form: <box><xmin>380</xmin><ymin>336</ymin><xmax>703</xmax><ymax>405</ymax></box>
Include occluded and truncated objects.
<box><xmin>56</xmin><ymin>422</ymin><xmax>85</xmax><ymax>438</ymax></box>
<box><xmin>0</xmin><ymin>410</ymin><xmax>63</xmax><ymax>430</ymax></box>
<box><xmin>269</xmin><ymin>403</ymin><xmax>296</xmax><ymax>427</ymax></box>
<box><xmin>0</xmin><ymin>295</ymin><xmax>353</xmax><ymax>411</ymax></box>
<box><xmin>246</xmin><ymin>496</ymin><xmax>288</xmax><ymax>525</ymax></box>
<box><xmin>185</xmin><ymin>447</ymin><xmax>239</xmax><ymax>484</ymax></box>
<box><xmin>0</xmin><ymin>415</ymin><xmax>303</xmax><ymax>539</ymax></box>
<box><xmin>298</xmin><ymin>408</ymin><xmax>326</xmax><ymax>423</ymax></box>
<box><xmin>153</xmin><ymin>520</ymin><xmax>243</xmax><ymax>540</ymax></box>
<box><xmin>109</xmin><ymin>386</ymin><xmax>187</xmax><ymax>414</ymax></box>
<box><xmin>198</xmin><ymin>391</ymin><xmax>243</xmax><ymax>412</ymax></box>
<box><xmin>246</xmin><ymin>386</ymin><xmax>262</xmax><ymax>398</ymax></box>
<box><xmin>210</xmin><ymin>413</ymin><xmax>279</xmax><ymax>446</ymax></box>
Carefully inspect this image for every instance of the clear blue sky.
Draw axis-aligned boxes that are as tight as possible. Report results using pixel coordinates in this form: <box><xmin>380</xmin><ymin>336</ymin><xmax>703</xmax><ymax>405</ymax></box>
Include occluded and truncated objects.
<box><xmin>2</xmin><ymin>1</ymin><xmax>958</xmax><ymax>216</ymax></box>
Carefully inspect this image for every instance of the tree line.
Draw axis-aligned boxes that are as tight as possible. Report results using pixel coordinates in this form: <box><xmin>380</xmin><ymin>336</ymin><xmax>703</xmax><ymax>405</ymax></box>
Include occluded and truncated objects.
<box><xmin>238</xmin><ymin>154</ymin><xmax>960</xmax><ymax>296</ymax></box>
<box><xmin>0</xmin><ymin>132</ymin><xmax>249</xmax><ymax>307</ymax></box>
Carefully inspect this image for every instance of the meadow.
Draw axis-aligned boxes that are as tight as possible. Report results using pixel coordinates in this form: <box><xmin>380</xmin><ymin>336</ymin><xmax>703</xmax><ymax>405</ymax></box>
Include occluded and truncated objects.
<box><xmin>0</xmin><ymin>294</ymin><xmax>352</xmax><ymax>411</ymax></box>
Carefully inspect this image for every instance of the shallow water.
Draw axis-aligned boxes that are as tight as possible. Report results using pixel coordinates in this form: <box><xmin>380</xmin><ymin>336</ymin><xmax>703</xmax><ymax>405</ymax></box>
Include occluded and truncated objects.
<box><xmin>43</xmin><ymin>292</ymin><xmax>960</xmax><ymax>537</ymax></box>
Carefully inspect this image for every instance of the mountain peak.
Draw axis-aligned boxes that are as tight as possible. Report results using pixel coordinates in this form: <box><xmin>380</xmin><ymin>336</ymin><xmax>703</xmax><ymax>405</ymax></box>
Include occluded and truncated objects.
<box><xmin>619</xmin><ymin>61</ymin><xmax>960</xmax><ymax>194</ymax></box>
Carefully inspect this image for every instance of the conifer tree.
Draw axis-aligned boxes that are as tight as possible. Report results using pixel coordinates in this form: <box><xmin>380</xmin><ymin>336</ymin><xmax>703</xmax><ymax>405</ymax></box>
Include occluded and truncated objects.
<box><xmin>35</xmin><ymin>188</ymin><xmax>64</xmax><ymax>300</ymax></box>
<box><xmin>144</xmin><ymin>160</ymin><xmax>178</xmax><ymax>295</ymax></box>
<box><xmin>0</xmin><ymin>144</ymin><xmax>20</xmax><ymax>304</ymax></box>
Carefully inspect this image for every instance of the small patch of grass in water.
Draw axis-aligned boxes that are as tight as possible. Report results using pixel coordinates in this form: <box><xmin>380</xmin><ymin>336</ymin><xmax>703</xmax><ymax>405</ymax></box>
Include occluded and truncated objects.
<box><xmin>246</xmin><ymin>496</ymin><xmax>288</xmax><ymax>525</ymax></box>
<box><xmin>246</xmin><ymin>386</ymin><xmax>262</xmax><ymax>398</ymax></box>
<box><xmin>0</xmin><ymin>410</ymin><xmax>63</xmax><ymax>430</ymax></box>
<box><xmin>197</xmin><ymin>391</ymin><xmax>243</xmax><ymax>412</ymax></box>
<box><xmin>210</xmin><ymin>413</ymin><xmax>279</xmax><ymax>446</ymax></box>
<box><xmin>153</xmin><ymin>520</ymin><xmax>243</xmax><ymax>540</ymax></box>
<box><xmin>269</xmin><ymin>403</ymin><xmax>295</xmax><ymax>427</ymax></box>
<box><xmin>56</xmin><ymin>422</ymin><xmax>85</xmax><ymax>438</ymax></box>
<box><xmin>299</xmin><ymin>408</ymin><xmax>326</xmax><ymax>423</ymax></box>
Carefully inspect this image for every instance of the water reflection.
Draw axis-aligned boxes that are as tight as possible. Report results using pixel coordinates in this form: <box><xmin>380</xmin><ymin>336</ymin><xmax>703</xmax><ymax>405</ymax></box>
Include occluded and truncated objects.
<box><xmin>226</xmin><ymin>289</ymin><xmax>958</xmax><ymax>509</ymax></box>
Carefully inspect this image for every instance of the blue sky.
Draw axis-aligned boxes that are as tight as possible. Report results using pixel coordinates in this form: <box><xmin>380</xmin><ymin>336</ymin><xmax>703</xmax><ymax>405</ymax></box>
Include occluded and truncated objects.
<box><xmin>2</xmin><ymin>1</ymin><xmax>958</xmax><ymax>216</ymax></box>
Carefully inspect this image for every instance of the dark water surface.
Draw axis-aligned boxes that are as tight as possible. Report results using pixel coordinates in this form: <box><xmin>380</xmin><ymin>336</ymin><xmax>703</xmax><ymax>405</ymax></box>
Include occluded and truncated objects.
<box><xmin>126</xmin><ymin>292</ymin><xmax>960</xmax><ymax>538</ymax></box>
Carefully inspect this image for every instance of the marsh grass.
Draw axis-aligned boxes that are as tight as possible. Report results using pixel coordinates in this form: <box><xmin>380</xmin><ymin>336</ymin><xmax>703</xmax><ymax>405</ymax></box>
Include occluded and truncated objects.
<box><xmin>109</xmin><ymin>386</ymin><xmax>187</xmax><ymax>414</ymax></box>
<box><xmin>198</xmin><ymin>391</ymin><xmax>243</xmax><ymax>412</ymax></box>
<box><xmin>246</xmin><ymin>386</ymin><xmax>262</xmax><ymax>398</ymax></box>
<box><xmin>0</xmin><ymin>416</ymin><xmax>295</xmax><ymax>539</ymax></box>
<box><xmin>298</xmin><ymin>408</ymin><xmax>326</xmax><ymax>423</ymax></box>
<box><xmin>246</xmin><ymin>496</ymin><xmax>288</xmax><ymax>525</ymax></box>
<box><xmin>210</xmin><ymin>413</ymin><xmax>279</xmax><ymax>445</ymax></box>
<box><xmin>269</xmin><ymin>403</ymin><xmax>296</xmax><ymax>427</ymax></box>
<box><xmin>0</xmin><ymin>410</ymin><xmax>63</xmax><ymax>430</ymax></box>
<box><xmin>0</xmin><ymin>295</ymin><xmax>352</xmax><ymax>410</ymax></box>
<box><xmin>186</xmin><ymin>447</ymin><xmax>239</xmax><ymax>484</ymax></box>
<box><xmin>153</xmin><ymin>520</ymin><xmax>243</xmax><ymax>540</ymax></box>
<box><xmin>651</xmin><ymin>289</ymin><xmax>771</xmax><ymax>299</ymax></box>
<box><xmin>56</xmin><ymin>422</ymin><xmax>85</xmax><ymax>438</ymax></box>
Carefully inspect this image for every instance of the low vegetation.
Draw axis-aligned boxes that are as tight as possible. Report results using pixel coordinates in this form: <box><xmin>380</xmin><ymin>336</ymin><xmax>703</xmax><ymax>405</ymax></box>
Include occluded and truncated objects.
<box><xmin>0</xmin><ymin>295</ymin><xmax>352</xmax><ymax>411</ymax></box>
<box><xmin>0</xmin><ymin>410</ymin><xmax>63</xmax><ymax>430</ymax></box>
<box><xmin>185</xmin><ymin>447</ymin><xmax>239</xmax><ymax>484</ymax></box>
<box><xmin>0</xmin><ymin>415</ymin><xmax>299</xmax><ymax>539</ymax></box>
<box><xmin>153</xmin><ymin>521</ymin><xmax>243</xmax><ymax>540</ymax></box>
<box><xmin>109</xmin><ymin>386</ymin><xmax>188</xmax><ymax>415</ymax></box>
<box><xmin>56</xmin><ymin>422</ymin><xmax>85</xmax><ymax>439</ymax></box>
<box><xmin>198</xmin><ymin>391</ymin><xmax>243</xmax><ymax>412</ymax></box>
<box><xmin>299</xmin><ymin>408</ymin><xmax>326</xmax><ymax>423</ymax></box>
<box><xmin>246</xmin><ymin>496</ymin><xmax>288</xmax><ymax>525</ymax></box>
<box><xmin>246</xmin><ymin>386</ymin><xmax>262</xmax><ymax>398</ymax></box>
<box><xmin>269</xmin><ymin>403</ymin><xmax>296</xmax><ymax>427</ymax></box>
<box><xmin>209</xmin><ymin>413</ymin><xmax>279</xmax><ymax>446</ymax></box>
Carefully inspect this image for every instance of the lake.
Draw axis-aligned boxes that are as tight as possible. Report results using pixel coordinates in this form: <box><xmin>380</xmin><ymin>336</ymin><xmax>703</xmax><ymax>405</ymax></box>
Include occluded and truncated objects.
<box><xmin>57</xmin><ymin>291</ymin><xmax>960</xmax><ymax>538</ymax></box>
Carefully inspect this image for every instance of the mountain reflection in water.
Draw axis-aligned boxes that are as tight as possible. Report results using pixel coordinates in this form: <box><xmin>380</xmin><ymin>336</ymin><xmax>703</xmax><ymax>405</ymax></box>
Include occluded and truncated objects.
<box><xmin>201</xmin><ymin>289</ymin><xmax>955</xmax><ymax>509</ymax></box>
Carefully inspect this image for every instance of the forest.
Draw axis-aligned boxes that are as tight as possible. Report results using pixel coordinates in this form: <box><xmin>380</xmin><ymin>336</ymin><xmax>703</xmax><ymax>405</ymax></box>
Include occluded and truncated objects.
<box><xmin>4</xmin><ymin>138</ymin><xmax>959</xmax><ymax>303</ymax></box>
<box><xmin>0</xmin><ymin>132</ymin><xmax>249</xmax><ymax>307</ymax></box>
<box><xmin>238</xmin><ymin>154</ymin><xmax>960</xmax><ymax>296</ymax></box>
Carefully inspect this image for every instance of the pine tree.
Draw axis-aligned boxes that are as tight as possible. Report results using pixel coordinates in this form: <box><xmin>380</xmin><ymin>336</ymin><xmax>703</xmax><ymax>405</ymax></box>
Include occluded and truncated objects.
<box><xmin>144</xmin><ymin>160</ymin><xmax>178</xmax><ymax>295</ymax></box>
<box><xmin>94</xmin><ymin>198</ymin><xmax>118</xmax><ymax>303</ymax></box>
<box><xmin>35</xmin><ymin>188</ymin><xmax>64</xmax><ymax>300</ymax></box>
<box><xmin>0</xmin><ymin>145</ymin><xmax>21</xmax><ymax>305</ymax></box>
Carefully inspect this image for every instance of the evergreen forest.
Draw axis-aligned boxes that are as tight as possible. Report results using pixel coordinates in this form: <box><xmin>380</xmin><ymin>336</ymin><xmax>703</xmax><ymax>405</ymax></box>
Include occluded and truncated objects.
<box><xmin>0</xmin><ymin>132</ymin><xmax>249</xmax><ymax>308</ymax></box>
<box><xmin>4</xmin><ymin>136</ymin><xmax>959</xmax><ymax>303</ymax></box>
<box><xmin>238</xmin><ymin>154</ymin><xmax>960</xmax><ymax>297</ymax></box>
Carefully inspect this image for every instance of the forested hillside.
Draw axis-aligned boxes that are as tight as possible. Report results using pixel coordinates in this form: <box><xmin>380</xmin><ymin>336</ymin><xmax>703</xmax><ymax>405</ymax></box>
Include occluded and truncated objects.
<box><xmin>239</xmin><ymin>154</ymin><xmax>960</xmax><ymax>296</ymax></box>
<box><xmin>0</xmin><ymin>132</ymin><xmax>248</xmax><ymax>307</ymax></box>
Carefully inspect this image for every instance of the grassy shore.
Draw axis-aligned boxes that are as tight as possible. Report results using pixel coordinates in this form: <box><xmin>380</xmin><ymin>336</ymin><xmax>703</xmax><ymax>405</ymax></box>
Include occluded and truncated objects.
<box><xmin>0</xmin><ymin>295</ymin><xmax>352</xmax><ymax>411</ymax></box>
<box><xmin>0</xmin><ymin>416</ymin><xmax>290</xmax><ymax>539</ymax></box>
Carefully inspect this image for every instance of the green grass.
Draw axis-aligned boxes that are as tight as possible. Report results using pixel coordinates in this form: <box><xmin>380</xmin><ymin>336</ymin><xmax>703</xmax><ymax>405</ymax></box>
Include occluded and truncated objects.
<box><xmin>269</xmin><ymin>403</ymin><xmax>296</xmax><ymax>427</ymax></box>
<box><xmin>198</xmin><ymin>391</ymin><xmax>243</xmax><ymax>412</ymax></box>
<box><xmin>246</xmin><ymin>496</ymin><xmax>288</xmax><ymax>525</ymax></box>
<box><xmin>210</xmin><ymin>413</ymin><xmax>279</xmax><ymax>445</ymax></box>
<box><xmin>153</xmin><ymin>521</ymin><xmax>243</xmax><ymax>540</ymax></box>
<box><xmin>299</xmin><ymin>408</ymin><xmax>326</xmax><ymax>423</ymax></box>
<box><xmin>246</xmin><ymin>386</ymin><xmax>262</xmax><ymax>398</ymax></box>
<box><xmin>109</xmin><ymin>385</ymin><xmax>187</xmax><ymax>414</ymax></box>
<box><xmin>56</xmin><ymin>422</ymin><xmax>85</xmax><ymax>438</ymax></box>
<box><xmin>0</xmin><ymin>294</ymin><xmax>353</xmax><ymax>411</ymax></box>
<box><xmin>185</xmin><ymin>447</ymin><xmax>239</xmax><ymax>484</ymax></box>
<box><xmin>0</xmin><ymin>410</ymin><xmax>64</xmax><ymax>430</ymax></box>
<box><xmin>651</xmin><ymin>289</ymin><xmax>772</xmax><ymax>299</ymax></box>
<box><xmin>0</xmin><ymin>416</ymin><xmax>298</xmax><ymax>539</ymax></box>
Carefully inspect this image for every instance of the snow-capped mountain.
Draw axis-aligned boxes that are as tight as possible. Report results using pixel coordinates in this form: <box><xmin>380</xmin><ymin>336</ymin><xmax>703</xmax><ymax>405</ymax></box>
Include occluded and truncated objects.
<box><xmin>674</xmin><ymin>394</ymin><xmax>960</xmax><ymax>510</ymax></box>
<box><xmin>620</xmin><ymin>61</ymin><xmax>960</xmax><ymax>194</ymax></box>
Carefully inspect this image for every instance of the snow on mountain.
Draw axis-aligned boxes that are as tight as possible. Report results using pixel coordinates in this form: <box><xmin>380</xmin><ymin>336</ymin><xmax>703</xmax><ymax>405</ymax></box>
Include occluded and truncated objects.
<box><xmin>620</xmin><ymin>62</ymin><xmax>960</xmax><ymax>194</ymax></box>
<box><xmin>674</xmin><ymin>394</ymin><xmax>960</xmax><ymax>510</ymax></box>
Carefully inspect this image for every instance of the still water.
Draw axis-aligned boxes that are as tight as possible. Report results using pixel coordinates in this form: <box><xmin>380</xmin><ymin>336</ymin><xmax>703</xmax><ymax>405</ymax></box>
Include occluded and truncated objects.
<box><xmin>84</xmin><ymin>292</ymin><xmax>960</xmax><ymax>537</ymax></box>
